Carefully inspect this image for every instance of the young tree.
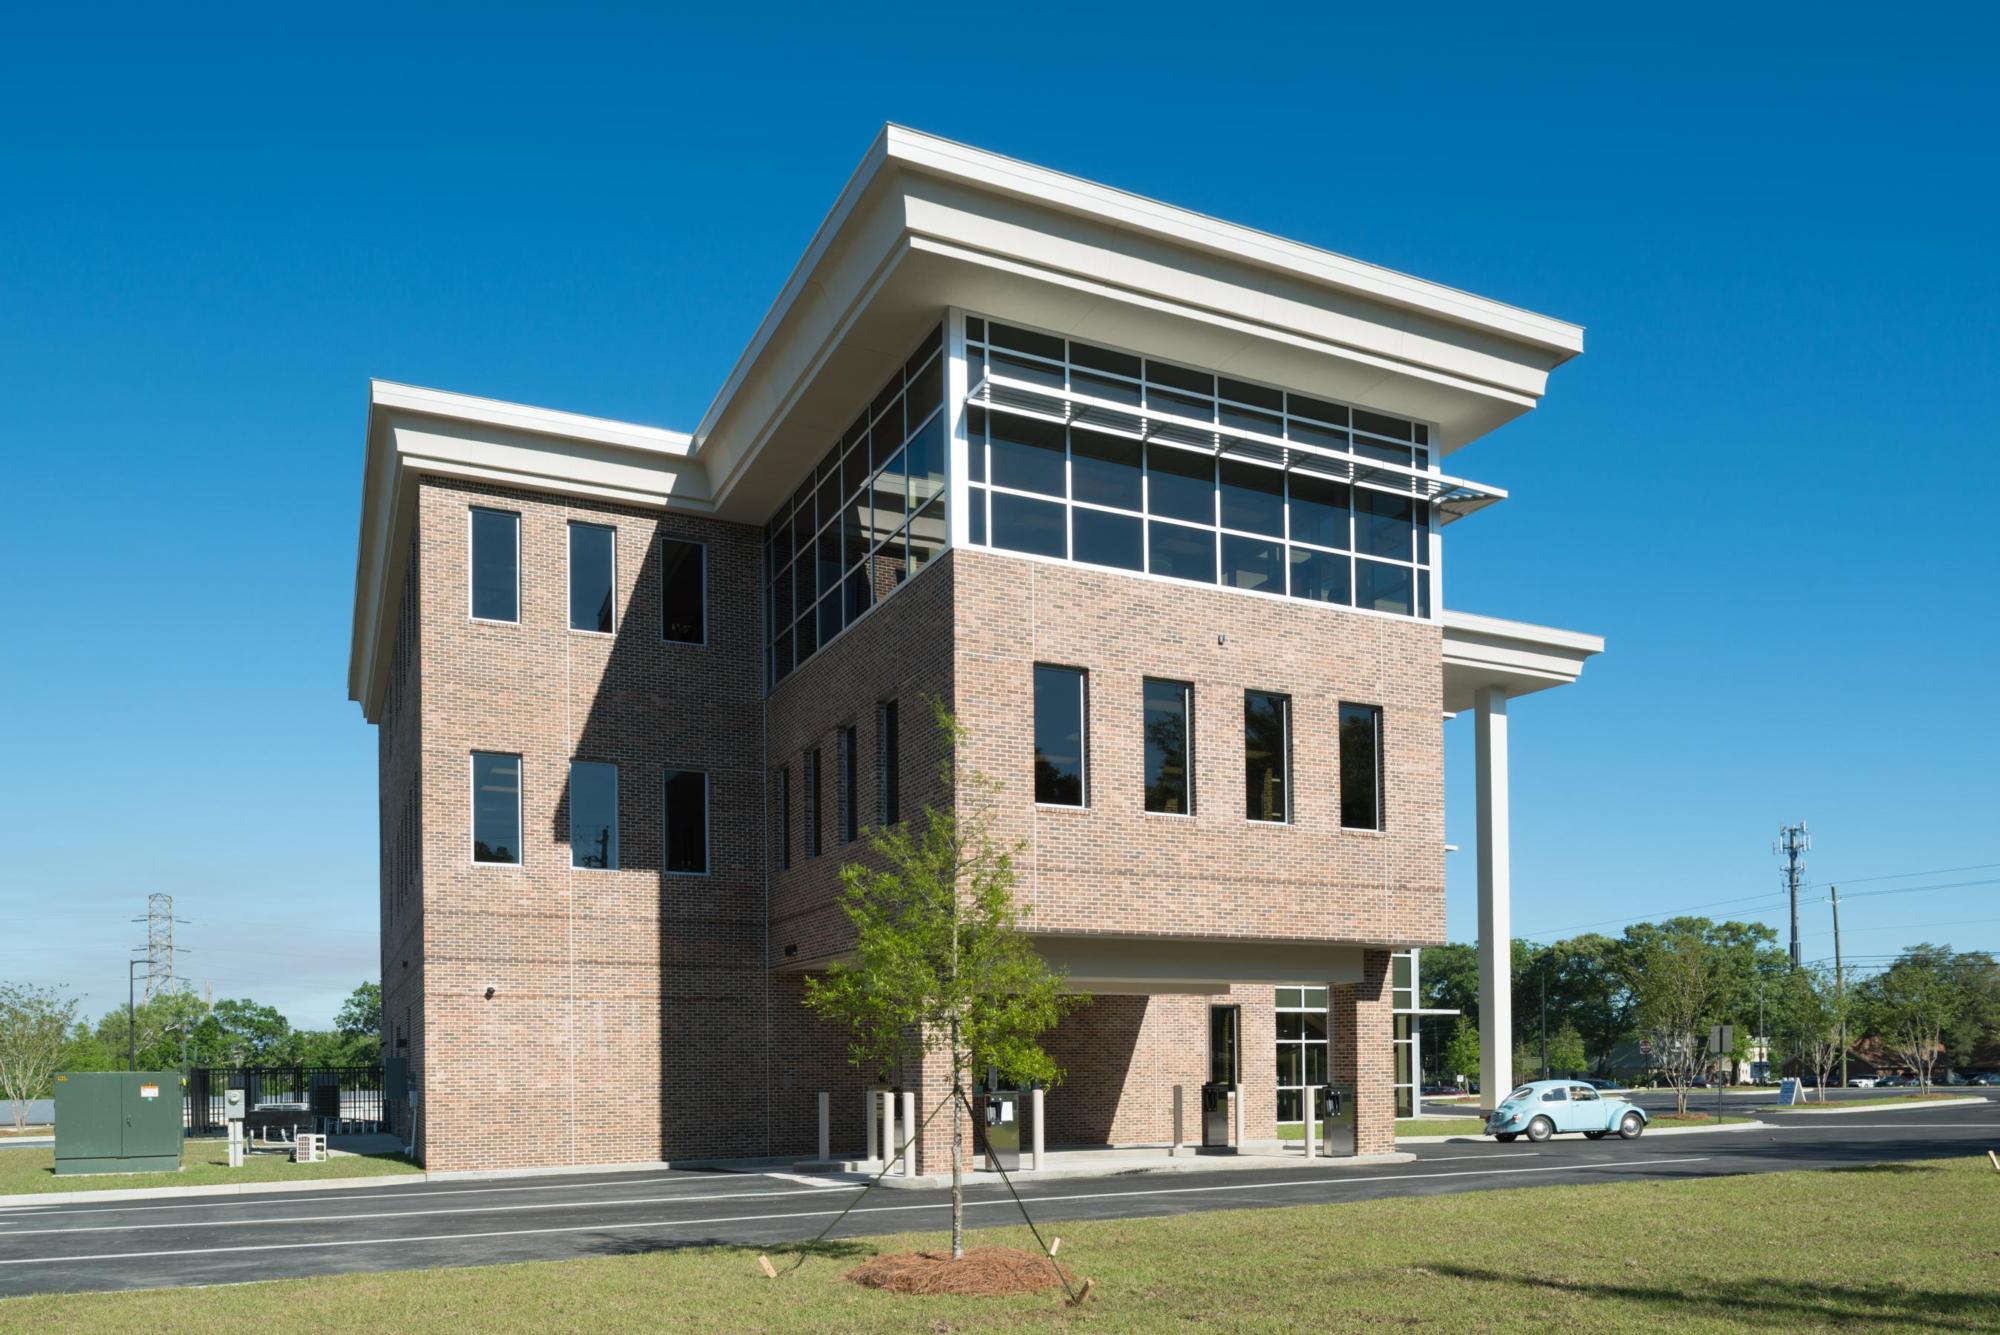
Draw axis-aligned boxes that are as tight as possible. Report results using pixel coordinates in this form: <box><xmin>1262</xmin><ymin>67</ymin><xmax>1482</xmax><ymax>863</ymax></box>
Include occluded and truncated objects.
<box><xmin>1441</xmin><ymin>1022</ymin><xmax>1480</xmax><ymax>1085</ymax></box>
<box><xmin>1545</xmin><ymin>1023</ymin><xmax>1587</xmax><ymax>1078</ymax></box>
<box><xmin>1779</xmin><ymin>964</ymin><xmax>1851</xmax><ymax>1102</ymax></box>
<box><xmin>0</xmin><ymin>984</ymin><xmax>80</xmax><ymax>1131</ymax></box>
<box><xmin>1859</xmin><ymin>950</ymin><xmax>1964</xmax><ymax>1094</ymax></box>
<box><xmin>803</xmin><ymin>706</ymin><xmax>1083</xmax><ymax>1261</ymax></box>
<box><xmin>1627</xmin><ymin>930</ymin><xmax>1714</xmax><ymax>1114</ymax></box>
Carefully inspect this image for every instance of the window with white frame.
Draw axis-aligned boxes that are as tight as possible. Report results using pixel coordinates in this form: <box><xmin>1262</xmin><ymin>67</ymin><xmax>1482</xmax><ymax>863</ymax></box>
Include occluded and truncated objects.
<box><xmin>963</xmin><ymin>317</ymin><xmax>1437</xmax><ymax>619</ymax></box>
<box><xmin>1391</xmin><ymin>951</ymin><xmax>1416</xmax><ymax>1118</ymax></box>
<box><xmin>568</xmin><ymin>761</ymin><xmax>619</xmax><ymax>870</ymax></box>
<box><xmin>568</xmin><ymin>522</ymin><xmax>616</xmax><ymax>633</ymax></box>
<box><xmin>469</xmin><ymin>508</ymin><xmax>520</xmax><ymax>623</ymax></box>
<box><xmin>1275</xmin><ymin>986</ymin><xmax>1329</xmax><ymax>1123</ymax></box>
<box><xmin>471</xmin><ymin>752</ymin><xmax>522</xmax><ymax>865</ymax></box>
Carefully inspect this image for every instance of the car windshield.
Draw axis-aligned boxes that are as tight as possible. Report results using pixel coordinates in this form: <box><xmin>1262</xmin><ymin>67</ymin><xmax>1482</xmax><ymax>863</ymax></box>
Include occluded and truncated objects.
<box><xmin>1503</xmin><ymin>1085</ymin><xmax>1535</xmax><ymax>1105</ymax></box>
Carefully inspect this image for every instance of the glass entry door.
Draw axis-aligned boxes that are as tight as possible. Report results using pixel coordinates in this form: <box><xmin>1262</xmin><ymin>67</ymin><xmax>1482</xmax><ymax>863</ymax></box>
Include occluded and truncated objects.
<box><xmin>1209</xmin><ymin>1006</ymin><xmax>1239</xmax><ymax>1085</ymax></box>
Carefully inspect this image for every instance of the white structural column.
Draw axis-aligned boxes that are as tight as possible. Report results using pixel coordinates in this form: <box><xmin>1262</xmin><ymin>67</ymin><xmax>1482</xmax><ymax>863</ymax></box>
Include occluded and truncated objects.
<box><xmin>1475</xmin><ymin>686</ymin><xmax>1512</xmax><ymax>1114</ymax></box>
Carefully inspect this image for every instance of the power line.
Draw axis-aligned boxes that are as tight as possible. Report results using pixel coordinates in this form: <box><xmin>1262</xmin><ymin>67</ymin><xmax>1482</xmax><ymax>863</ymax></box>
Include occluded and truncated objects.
<box><xmin>1517</xmin><ymin>867</ymin><xmax>2000</xmax><ymax>942</ymax></box>
<box><xmin>1798</xmin><ymin>861</ymin><xmax>2000</xmax><ymax>891</ymax></box>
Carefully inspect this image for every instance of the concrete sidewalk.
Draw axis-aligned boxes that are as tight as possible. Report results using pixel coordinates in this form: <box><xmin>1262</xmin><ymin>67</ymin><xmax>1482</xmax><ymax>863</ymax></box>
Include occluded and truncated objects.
<box><xmin>778</xmin><ymin>1145</ymin><xmax>1416</xmax><ymax>1190</ymax></box>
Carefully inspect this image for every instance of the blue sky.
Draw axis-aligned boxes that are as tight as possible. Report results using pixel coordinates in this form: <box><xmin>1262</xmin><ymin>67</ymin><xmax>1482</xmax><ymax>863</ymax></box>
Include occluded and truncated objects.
<box><xmin>2</xmin><ymin>6</ymin><xmax>1994</xmax><ymax>1028</ymax></box>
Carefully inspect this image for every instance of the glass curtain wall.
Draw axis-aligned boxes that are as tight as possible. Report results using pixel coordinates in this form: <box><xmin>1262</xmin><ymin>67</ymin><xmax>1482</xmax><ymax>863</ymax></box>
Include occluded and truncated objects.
<box><xmin>962</xmin><ymin>316</ymin><xmax>1434</xmax><ymax>618</ymax></box>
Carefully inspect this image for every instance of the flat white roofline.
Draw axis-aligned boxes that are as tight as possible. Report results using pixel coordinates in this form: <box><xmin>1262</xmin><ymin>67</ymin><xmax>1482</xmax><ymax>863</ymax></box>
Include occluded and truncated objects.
<box><xmin>370</xmin><ymin>380</ymin><xmax>694</xmax><ymax>456</ymax></box>
<box><xmin>688</xmin><ymin>123</ymin><xmax>1584</xmax><ymax>455</ymax></box>
<box><xmin>1442</xmin><ymin>609</ymin><xmax>1605</xmax><ymax>712</ymax></box>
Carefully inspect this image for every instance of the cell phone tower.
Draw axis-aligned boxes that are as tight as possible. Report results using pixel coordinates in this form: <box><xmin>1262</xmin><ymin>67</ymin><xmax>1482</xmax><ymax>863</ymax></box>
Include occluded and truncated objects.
<box><xmin>1774</xmin><ymin>822</ymin><xmax>1810</xmax><ymax>969</ymax></box>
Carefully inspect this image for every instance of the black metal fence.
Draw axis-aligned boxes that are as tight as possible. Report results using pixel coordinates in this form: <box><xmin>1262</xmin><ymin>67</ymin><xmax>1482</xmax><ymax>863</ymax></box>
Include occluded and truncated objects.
<box><xmin>186</xmin><ymin>1066</ymin><xmax>388</xmax><ymax>1137</ymax></box>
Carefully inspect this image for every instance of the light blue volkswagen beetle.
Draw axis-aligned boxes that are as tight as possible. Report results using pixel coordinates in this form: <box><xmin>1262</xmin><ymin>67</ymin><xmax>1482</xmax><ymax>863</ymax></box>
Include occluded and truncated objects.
<box><xmin>1485</xmin><ymin>1079</ymin><xmax>1648</xmax><ymax>1143</ymax></box>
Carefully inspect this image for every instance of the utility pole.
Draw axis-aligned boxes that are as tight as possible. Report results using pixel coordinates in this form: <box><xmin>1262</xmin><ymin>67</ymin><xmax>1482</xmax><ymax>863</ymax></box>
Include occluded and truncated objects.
<box><xmin>131</xmin><ymin>894</ymin><xmax>188</xmax><ymax>1003</ymax></box>
<box><xmin>1774</xmin><ymin>822</ymin><xmax>1810</xmax><ymax>969</ymax></box>
<box><xmin>1831</xmin><ymin>884</ymin><xmax>1847</xmax><ymax>1089</ymax></box>
<box><xmin>1538</xmin><ymin>956</ymin><xmax>1549</xmax><ymax>1080</ymax></box>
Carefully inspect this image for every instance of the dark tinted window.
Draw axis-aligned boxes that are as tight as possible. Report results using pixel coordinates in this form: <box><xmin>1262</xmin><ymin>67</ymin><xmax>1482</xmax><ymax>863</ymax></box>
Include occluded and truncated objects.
<box><xmin>470</xmin><ymin>509</ymin><xmax>519</xmax><ymax>622</ymax></box>
<box><xmin>1356</xmin><ymin>559</ymin><xmax>1414</xmax><ymax>616</ymax></box>
<box><xmin>1221</xmin><ymin>535</ymin><xmax>1282</xmax><ymax>593</ymax></box>
<box><xmin>1245</xmin><ymin>691</ymin><xmax>1289</xmax><ymax>822</ymax></box>
<box><xmin>1340</xmin><ymin>703</ymin><xmax>1382</xmax><ymax>831</ymax></box>
<box><xmin>1071</xmin><ymin>429</ymin><xmax>1143</xmax><ymax>510</ymax></box>
<box><xmin>664</xmin><ymin>769</ymin><xmax>708</xmax><ymax>874</ymax></box>
<box><xmin>992</xmin><ymin>492</ymin><xmax>1067</xmax><ymax>559</ymax></box>
<box><xmin>568</xmin><ymin>523</ymin><xmax>616</xmax><ymax>633</ymax></box>
<box><xmin>1072</xmin><ymin>507</ymin><xmax>1143</xmax><ymax>572</ymax></box>
<box><xmin>838</xmin><ymin>726</ymin><xmax>858</xmax><ymax>844</ymax></box>
<box><xmin>1033</xmin><ymin>665</ymin><xmax>1087</xmax><ymax>806</ymax></box>
<box><xmin>659</xmin><ymin>539</ymin><xmax>704</xmax><ymax>643</ymax></box>
<box><xmin>1289</xmin><ymin>547</ymin><xmax>1351</xmax><ymax>605</ymax></box>
<box><xmin>990</xmin><ymin>414</ymin><xmax>1066</xmax><ymax>497</ymax></box>
<box><xmin>1355</xmin><ymin>488</ymin><xmax>1415</xmax><ymax>561</ymax></box>
<box><xmin>1219</xmin><ymin>459</ymin><xmax>1284</xmax><ymax>536</ymax></box>
<box><xmin>1289</xmin><ymin>473</ymin><xmax>1350</xmax><ymax>549</ymax></box>
<box><xmin>471</xmin><ymin>752</ymin><xmax>521</xmax><ymax>864</ymax></box>
<box><xmin>876</xmin><ymin>701</ymin><xmax>899</xmax><ymax>826</ymax></box>
<box><xmin>775</xmin><ymin>766</ymin><xmax>791</xmax><ymax>870</ymax></box>
<box><xmin>568</xmin><ymin>761</ymin><xmax>618</xmax><ymax>870</ymax></box>
<box><xmin>1144</xmin><ymin>678</ymin><xmax>1193</xmax><ymax>814</ymax></box>
<box><xmin>805</xmin><ymin>749</ymin><xmax>822</xmax><ymax>857</ymax></box>
<box><xmin>1148</xmin><ymin>521</ymin><xmax>1215</xmax><ymax>583</ymax></box>
<box><xmin>1146</xmin><ymin>448</ymin><xmax>1214</xmax><ymax>524</ymax></box>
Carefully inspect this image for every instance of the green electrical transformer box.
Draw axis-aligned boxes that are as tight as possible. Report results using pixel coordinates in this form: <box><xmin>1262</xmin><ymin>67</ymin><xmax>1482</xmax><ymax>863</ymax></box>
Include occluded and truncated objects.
<box><xmin>53</xmin><ymin>1071</ymin><xmax>184</xmax><ymax>1175</ymax></box>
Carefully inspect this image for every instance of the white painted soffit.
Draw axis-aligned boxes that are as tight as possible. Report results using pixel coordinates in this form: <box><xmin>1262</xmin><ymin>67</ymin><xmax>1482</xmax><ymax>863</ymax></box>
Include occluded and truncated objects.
<box><xmin>345</xmin><ymin>381</ymin><xmax>701</xmax><ymax>720</ymax></box>
<box><xmin>1441</xmin><ymin>609</ymin><xmax>1605</xmax><ymax>712</ymax></box>
<box><xmin>1030</xmin><ymin>935</ymin><xmax>1385</xmax><ymax>991</ymax></box>
<box><xmin>690</xmin><ymin>125</ymin><xmax>1585</xmax><ymax>523</ymax></box>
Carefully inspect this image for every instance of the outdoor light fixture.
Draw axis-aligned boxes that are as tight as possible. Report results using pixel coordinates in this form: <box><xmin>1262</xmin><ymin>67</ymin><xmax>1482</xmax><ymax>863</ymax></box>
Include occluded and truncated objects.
<box><xmin>484</xmin><ymin>986</ymin><xmax>496</xmax><ymax>999</ymax></box>
<box><xmin>784</xmin><ymin>944</ymin><xmax>798</xmax><ymax>958</ymax></box>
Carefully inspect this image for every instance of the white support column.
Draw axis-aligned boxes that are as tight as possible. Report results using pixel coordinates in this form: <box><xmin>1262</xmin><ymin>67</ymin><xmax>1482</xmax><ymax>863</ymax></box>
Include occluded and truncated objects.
<box><xmin>1475</xmin><ymin>686</ymin><xmax>1512</xmax><ymax>1114</ymax></box>
<box><xmin>1232</xmin><ymin>1083</ymin><xmax>1245</xmax><ymax>1150</ymax></box>
<box><xmin>866</xmin><ymin>1091</ymin><xmax>880</xmax><ymax>1164</ymax></box>
<box><xmin>1303</xmin><ymin>1085</ymin><xmax>1318</xmax><ymax>1160</ymax></box>
<box><xmin>1030</xmin><ymin>1087</ymin><xmax>1045</xmax><ymax>1170</ymax></box>
<box><xmin>880</xmin><ymin>1090</ymin><xmax>897</xmax><ymax>1167</ymax></box>
<box><xmin>1171</xmin><ymin>1085</ymin><xmax>1185</xmax><ymax>1157</ymax></box>
<box><xmin>900</xmin><ymin>1090</ymin><xmax>917</xmax><ymax>1178</ymax></box>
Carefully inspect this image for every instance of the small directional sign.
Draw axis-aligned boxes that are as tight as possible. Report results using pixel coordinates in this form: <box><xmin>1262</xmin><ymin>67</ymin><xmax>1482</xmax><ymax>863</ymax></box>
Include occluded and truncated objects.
<box><xmin>1708</xmin><ymin>1024</ymin><xmax>1735</xmax><ymax>1053</ymax></box>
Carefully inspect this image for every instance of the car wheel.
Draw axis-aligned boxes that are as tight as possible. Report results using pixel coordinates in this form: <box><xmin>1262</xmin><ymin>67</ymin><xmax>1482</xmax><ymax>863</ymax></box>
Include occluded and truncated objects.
<box><xmin>1494</xmin><ymin>1132</ymin><xmax>1518</xmax><ymax>1142</ymax></box>
<box><xmin>1618</xmin><ymin>1112</ymin><xmax>1644</xmax><ymax>1140</ymax></box>
<box><xmin>1526</xmin><ymin>1116</ymin><xmax>1554</xmax><ymax>1143</ymax></box>
<box><xmin>1584</xmin><ymin>1130</ymin><xmax>1607</xmax><ymax>1140</ymax></box>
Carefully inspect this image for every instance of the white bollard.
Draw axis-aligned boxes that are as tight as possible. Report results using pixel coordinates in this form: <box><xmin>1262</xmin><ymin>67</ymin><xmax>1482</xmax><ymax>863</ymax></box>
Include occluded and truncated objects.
<box><xmin>1233</xmin><ymin>1083</ymin><xmax>1245</xmax><ymax>1150</ymax></box>
<box><xmin>1030</xmin><ymin>1087</ymin><xmax>1045</xmax><ymax>1171</ymax></box>
<box><xmin>866</xmin><ymin>1091</ymin><xmax>880</xmax><ymax>1165</ymax></box>
<box><xmin>1172</xmin><ymin>1085</ymin><xmax>1185</xmax><ymax>1157</ymax></box>
<box><xmin>1303</xmin><ymin>1086</ymin><xmax>1317</xmax><ymax>1160</ymax></box>
<box><xmin>880</xmin><ymin>1090</ymin><xmax>897</xmax><ymax>1168</ymax></box>
<box><xmin>817</xmin><ymin>1091</ymin><xmax>831</xmax><ymax>1163</ymax></box>
<box><xmin>901</xmin><ymin>1091</ymin><xmax>917</xmax><ymax>1178</ymax></box>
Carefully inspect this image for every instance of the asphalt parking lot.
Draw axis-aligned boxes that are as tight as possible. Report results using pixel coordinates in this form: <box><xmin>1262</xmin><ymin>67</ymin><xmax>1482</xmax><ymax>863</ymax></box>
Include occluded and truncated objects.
<box><xmin>2</xmin><ymin>1094</ymin><xmax>1993</xmax><ymax>1298</ymax></box>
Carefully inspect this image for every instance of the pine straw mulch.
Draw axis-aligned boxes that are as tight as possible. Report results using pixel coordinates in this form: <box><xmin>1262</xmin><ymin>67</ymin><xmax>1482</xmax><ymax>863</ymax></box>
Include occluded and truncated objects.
<box><xmin>846</xmin><ymin>1245</ymin><xmax>1073</xmax><ymax>1297</ymax></box>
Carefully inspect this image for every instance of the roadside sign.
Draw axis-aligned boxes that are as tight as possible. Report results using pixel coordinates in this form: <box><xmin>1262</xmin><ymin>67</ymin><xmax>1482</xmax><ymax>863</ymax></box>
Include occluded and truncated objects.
<box><xmin>1708</xmin><ymin>1024</ymin><xmax>1735</xmax><ymax>1053</ymax></box>
<box><xmin>1778</xmin><ymin>1077</ymin><xmax>1803</xmax><ymax>1105</ymax></box>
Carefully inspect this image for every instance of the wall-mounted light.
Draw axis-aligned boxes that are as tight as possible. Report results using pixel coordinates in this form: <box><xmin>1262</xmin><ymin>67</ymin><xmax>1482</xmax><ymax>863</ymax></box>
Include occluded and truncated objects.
<box><xmin>484</xmin><ymin>986</ymin><xmax>497</xmax><ymax>1000</ymax></box>
<box><xmin>784</xmin><ymin>944</ymin><xmax>798</xmax><ymax>958</ymax></box>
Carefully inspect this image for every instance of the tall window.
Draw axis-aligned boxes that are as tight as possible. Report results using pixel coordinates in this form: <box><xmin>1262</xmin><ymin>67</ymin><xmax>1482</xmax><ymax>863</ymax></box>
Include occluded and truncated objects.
<box><xmin>1244</xmin><ymin>690</ymin><xmax>1290</xmax><ymax>822</ymax></box>
<box><xmin>664</xmin><ymin>769</ymin><xmax>709</xmax><ymax>874</ymax></box>
<box><xmin>1391</xmin><ymin>952</ymin><xmax>1416</xmax><ymax>1118</ymax></box>
<box><xmin>567</xmin><ymin>761</ymin><xmax>619</xmax><ymax>870</ymax></box>
<box><xmin>838</xmin><ymin>726</ymin><xmax>858</xmax><ymax>844</ymax></box>
<box><xmin>471</xmin><ymin>752</ymin><xmax>521</xmax><ymax>865</ymax></box>
<box><xmin>660</xmin><ymin>538</ymin><xmax>705</xmax><ymax>644</ymax></box>
<box><xmin>568</xmin><ymin>522</ymin><xmax>616</xmax><ymax>633</ymax></box>
<box><xmin>876</xmin><ymin>701</ymin><xmax>899</xmax><ymax>826</ymax></box>
<box><xmin>776</xmin><ymin>765</ymin><xmax>791</xmax><ymax>871</ymax></box>
<box><xmin>469</xmin><ymin>508</ymin><xmax>519</xmax><ymax>622</ymax></box>
<box><xmin>1275</xmin><ymin>986</ymin><xmax>1329</xmax><ymax>1123</ymax></box>
<box><xmin>1339</xmin><ymin>703</ymin><xmax>1383</xmax><ymax>830</ymax></box>
<box><xmin>1143</xmin><ymin>678</ymin><xmax>1193</xmax><ymax>814</ymax></box>
<box><xmin>1032</xmin><ymin>665</ymin><xmax>1087</xmax><ymax>806</ymax></box>
<box><xmin>805</xmin><ymin>748</ymin><xmax>822</xmax><ymax>857</ymax></box>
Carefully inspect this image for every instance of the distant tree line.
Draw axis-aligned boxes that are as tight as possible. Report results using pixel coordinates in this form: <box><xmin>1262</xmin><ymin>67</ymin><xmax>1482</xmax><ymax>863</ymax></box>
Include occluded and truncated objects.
<box><xmin>1420</xmin><ymin>921</ymin><xmax>2000</xmax><ymax>1107</ymax></box>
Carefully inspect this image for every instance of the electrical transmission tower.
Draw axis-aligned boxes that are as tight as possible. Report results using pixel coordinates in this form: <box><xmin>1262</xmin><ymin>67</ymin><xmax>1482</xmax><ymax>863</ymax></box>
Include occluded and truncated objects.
<box><xmin>132</xmin><ymin>893</ymin><xmax>187</xmax><ymax>1002</ymax></box>
<box><xmin>1774</xmin><ymin>822</ymin><xmax>1810</xmax><ymax>969</ymax></box>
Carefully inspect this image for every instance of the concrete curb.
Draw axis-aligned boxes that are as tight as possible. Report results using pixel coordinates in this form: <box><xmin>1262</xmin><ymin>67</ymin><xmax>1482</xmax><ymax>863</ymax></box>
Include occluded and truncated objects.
<box><xmin>0</xmin><ymin>1170</ymin><xmax>430</xmax><ymax>1210</ymax></box>
<box><xmin>1762</xmin><ymin>1096</ymin><xmax>1986</xmax><ymax>1116</ymax></box>
<box><xmin>1399</xmin><ymin>1120</ymin><xmax>1768</xmax><ymax>1145</ymax></box>
<box><xmin>0</xmin><ymin>1138</ymin><xmax>54</xmax><ymax>1149</ymax></box>
<box><xmin>863</xmin><ymin>1149</ymin><xmax>1418</xmax><ymax>1190</ymax></box>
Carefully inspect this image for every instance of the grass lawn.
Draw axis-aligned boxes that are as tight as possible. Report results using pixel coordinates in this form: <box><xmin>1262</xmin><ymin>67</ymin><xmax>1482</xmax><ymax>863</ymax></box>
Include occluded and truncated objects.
<box><xmin>1768</xmin><ymin>1093</ymin><xmax>1976</xmax><ymax>1112</ymax></box>
<box><xmin>4</xmin><ymin>1155</ymin><xmax>1995</xmax><ymax>1331</ymax></box>
<box><xmin>0</xmin><ymin>1137</ymin><xmax>418</xmax><ymax>1195</ymax></box>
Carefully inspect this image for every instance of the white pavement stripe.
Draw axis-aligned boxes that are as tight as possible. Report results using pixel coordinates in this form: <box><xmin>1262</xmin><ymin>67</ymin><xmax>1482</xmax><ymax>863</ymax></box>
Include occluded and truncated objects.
<box><xmin>0</xmin><ymin>1184</ymin><xmax>857</xmax><ymax>1238</ymax></box>
<box><xmin>7</xmin><ymin>1173</ymin><xmax>733</xmax><ymax>1219</ymax></box>
<box><xmin>0</xmin><ymin>1157</ymin><xmax>1712</xmax><ymax>1268</ymax></box>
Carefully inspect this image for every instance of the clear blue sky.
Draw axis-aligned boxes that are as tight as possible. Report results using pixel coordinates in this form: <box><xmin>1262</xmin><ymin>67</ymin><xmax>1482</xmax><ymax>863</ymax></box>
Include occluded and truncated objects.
<box><xmin>2</xmin><ymin>6</ymin><xmax>1994</xmax><ymax>1029</ymax></box>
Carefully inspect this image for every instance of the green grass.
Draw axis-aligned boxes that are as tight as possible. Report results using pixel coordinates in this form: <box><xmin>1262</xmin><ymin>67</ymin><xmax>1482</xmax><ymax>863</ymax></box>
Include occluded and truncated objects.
<box><xmin>0</xmin><ymin>1137</ymin><xmax>419</xmax><ymax>1195</ymax></box>
<box><xmin>4</xmin><ymin>1155</ymin><xmax>1995</xmax><ymax>1331</ymax></box>
<box><xmin>1768</xmin><ymin>1093</ymin><xmax>1976</xmax><ymax>1112</ymax></box>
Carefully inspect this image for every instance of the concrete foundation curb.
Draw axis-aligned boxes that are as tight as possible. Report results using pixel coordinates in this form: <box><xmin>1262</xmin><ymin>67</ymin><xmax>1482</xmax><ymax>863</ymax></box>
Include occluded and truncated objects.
<box><xmin>1763</xmin><ymin>1096</ymin><xmax>1986</xmax><ymax>1115</ymax></box>
<box><xmin>858</xmin><ymin>1150</ymin><xmax>1417</xmax><ymax>1190</ymax></box>
<box><xmin>1399</xmin><ymin>1120</ymin><xmax>1769</xmax><ymax>1145</ymax></box>
<box><xmin>0</xmin><ymin>1170</ymin><xmax>429</xmax><ymax>1209</ymax></box>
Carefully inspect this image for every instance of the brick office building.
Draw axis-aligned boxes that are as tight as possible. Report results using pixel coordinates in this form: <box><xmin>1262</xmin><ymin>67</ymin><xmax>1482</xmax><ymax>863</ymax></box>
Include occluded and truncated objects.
<box><xmin>347</xmin><ymin>128</ymin><xmax>1601</xmax><ymax>1173</ymax></box>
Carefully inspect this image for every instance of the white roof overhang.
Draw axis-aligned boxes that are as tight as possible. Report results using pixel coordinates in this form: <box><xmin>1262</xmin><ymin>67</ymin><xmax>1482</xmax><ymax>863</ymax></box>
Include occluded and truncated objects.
<box><xmin>692</xmin><ymin>125</ymin><xmax>1584</xmax><ymax>525</ymax></box>
<box><xmin>1442</xmin><ymin>610</ymin><xmax>1605</xmax><ymax>712</ymax></box>
<box><xmin>345</xmin><ymin>381</ymin><xmax>702</xmax><ymax>720</ymax></box>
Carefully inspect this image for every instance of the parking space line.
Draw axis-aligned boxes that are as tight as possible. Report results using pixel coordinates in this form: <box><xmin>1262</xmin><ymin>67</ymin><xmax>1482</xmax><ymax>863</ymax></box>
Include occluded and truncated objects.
<box><xmin>0</xmin><ymin>1157</ymin><xmax>1712</xmax><ymax>1268</ymax></box>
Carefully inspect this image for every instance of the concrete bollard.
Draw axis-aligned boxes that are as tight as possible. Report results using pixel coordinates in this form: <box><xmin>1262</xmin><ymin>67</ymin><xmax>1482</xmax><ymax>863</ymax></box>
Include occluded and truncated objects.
<box><xmin>881</xmin><ymin>1090</ymin><xmax>897</xmax><ymax>1168</ymax></box>
<box><xmin>866</xmin><ymin>1092</ymin><xmax>880</xmax><ymax>1165</ymax></box>
<box><xmin>1233</xmin><ymin>1084</ymin><xmax>1245</xmax><ymax>1150</ymax></box>
<box><xmin>1303</xmin><ymin>1086</ymin><xmax>1317</xmax><ymax>1160</ymax></box>
<box><xmin>1030</xmin><ymin>1087</ymin><xmax>1045</xmax><ymax>1170</ymax></box>
<box><xmin>901</xmin><ymin>1091</ymin><xmax>917</xmax><ymax>1178</ymax></box>
<box><xmin>1172</xmin><ymin>1085</ymin><xmax>1185</xmax><ymax>1157</ymax></box>
<box><xmin>817</xmin><ymin>1092</ymin><xmax>830</xmax><ymax>1164</ymax></box>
